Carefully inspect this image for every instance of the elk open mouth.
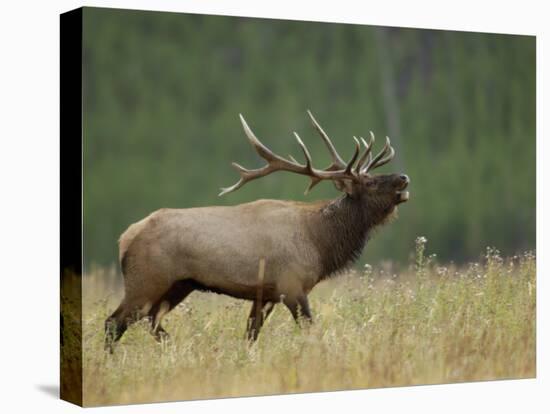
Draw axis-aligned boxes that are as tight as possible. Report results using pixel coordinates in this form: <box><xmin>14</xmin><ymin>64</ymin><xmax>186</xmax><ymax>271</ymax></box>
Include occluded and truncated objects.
<box><xmin>395</xmin><ymin>180</ymin><xmax>409</xmax><ymax>203</ymax></box>
<box><xmin>396</xmin><ymin>190</ymin><xmax>409</xmax><ymax>203</ymax></box>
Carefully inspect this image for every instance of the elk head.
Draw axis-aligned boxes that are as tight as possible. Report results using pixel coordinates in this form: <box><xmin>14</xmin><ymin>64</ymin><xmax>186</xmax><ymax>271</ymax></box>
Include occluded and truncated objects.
<box><xmin>220</xmin><ymin>111</ymin><xmax>409</xmax><ymax>215</ymax></box>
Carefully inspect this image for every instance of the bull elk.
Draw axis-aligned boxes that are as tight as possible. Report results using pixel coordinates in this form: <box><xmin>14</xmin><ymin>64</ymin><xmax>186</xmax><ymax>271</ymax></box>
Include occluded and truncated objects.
<box><xmin>105</xmin><ymin>111</ymin><xmax>409</xmax><ymax>351</ymax></box>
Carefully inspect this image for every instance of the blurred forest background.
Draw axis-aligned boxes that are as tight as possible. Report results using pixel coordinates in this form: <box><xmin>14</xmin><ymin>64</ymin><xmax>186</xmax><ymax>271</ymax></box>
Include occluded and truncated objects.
<box><xmin>82</xmin><ymin>7</ymin><xmax>535</xmax><ymax>269</ymax></box>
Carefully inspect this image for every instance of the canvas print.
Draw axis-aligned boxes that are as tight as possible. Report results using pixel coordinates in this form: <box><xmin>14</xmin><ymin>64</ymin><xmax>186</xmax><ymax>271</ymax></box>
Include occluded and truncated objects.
<box><xmin>60</xmin><ymin>6</ymin><xmax>536</xmax><ymax>407</ymax></box>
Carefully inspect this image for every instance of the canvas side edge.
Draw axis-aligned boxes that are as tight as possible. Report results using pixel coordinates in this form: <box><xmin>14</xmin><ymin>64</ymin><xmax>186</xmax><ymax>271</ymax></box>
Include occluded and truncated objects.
<box><xmin>60</xmin><ymin>7</ymin><xmax>84</xmax><ymax>407</ymax></box>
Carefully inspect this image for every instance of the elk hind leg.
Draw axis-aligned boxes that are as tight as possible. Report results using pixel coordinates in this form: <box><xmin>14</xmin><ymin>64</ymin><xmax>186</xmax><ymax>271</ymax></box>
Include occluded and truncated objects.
<box><xmin>283</xmin><ymin>295</ymin><xmax>313</xmax><ymax>325</ymax></box>
<box><xmin>104</xmin><ymin>300</ymin><xmax>134</xmax><ymax>353</ymax></box>
<box><xmin>148</xmin><ymin>279</ymin><xmax>195</xmax><ymax>342</ymax></box>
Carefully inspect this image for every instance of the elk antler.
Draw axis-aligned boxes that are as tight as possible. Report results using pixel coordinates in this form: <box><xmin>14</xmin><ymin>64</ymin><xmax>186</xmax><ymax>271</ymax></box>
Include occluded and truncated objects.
<box><xmin>219</xmin><ymin>112</ymin><xmax>397</xmax><ymax>196</ymax></box>
<box><xmin>361</xmin><ymin>135</ymin><xmax>395</xmax><ymax>174</ymax></box>
<box><xmin>354</xmin><ymin>131</ymin><xmax>375</xmax><ymax>174</ymax></box>
<box><xmin>219</xmin><ymin>115</ymin><xmax>361</xmax><ymax>196</ymax></box>
<box><xmin>305</xmin><ymin>111</ymin><xmax>390</xmax><ymax>187</ymax></box>
<box><xmin>306</xmin><ymin>110</ymin><xmax>346</xmax><ymax>170</ymax></box>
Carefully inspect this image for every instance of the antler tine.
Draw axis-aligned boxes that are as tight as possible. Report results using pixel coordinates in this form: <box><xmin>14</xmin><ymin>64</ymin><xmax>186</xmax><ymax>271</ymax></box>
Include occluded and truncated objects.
<box><xmin>293</xmin><ymin>132</ymin><xmax>313</xmax><ymax>171</ymax></box>
<box><xmin>307</xmin><ymin>110</ymin><xmax>346</xmax><ymax>169</ymax></box>
<box><xmin>293</xmin><ymin>131</ymin><xmax>322</xmax><ymax>195</ymax></box>
<box><xmin>218</xmin><ymin>162</ymin><xmax>253</xmax><ymax>196</ymax></box>
<box><xmin>288</xmin><ymin>154</ymin><xmax>299</xmax><ymax>164</ymax></box>
<box><xmin>362</xmin><ymin>136</ymin><xmax>395</xmax><ymax>174</ymax></box>
<box><xmin>345</xmin><ymin>137</ymin><xmax>361</xmax><ymax>175</ymax></box>
<box><xmin>221</xmin><ymin>115</ymin><xmax>321</xmax><ymax>196</ymax></box>
<box><xmin>239</xmin><ymin>114</ymin><xmax>287</xmax><ymax>164</ymax></box>
<box><xmin>304</xmin><ymin>177</ymin><xmax>322</xmax><ymax>195</ymax></box>
<box><xmin>370</xmin><ymin>139</ymin><xmax>395</xmax><ymax>170</ymax></box>
<box><xmin>354</xmin><ymin>132</ymin><xmax>375</xmax><ymax>174</ymax></box>
<box><xmin>366</xmin><ymin>131</ymin><xmax>376</xmax><ymax>165</ymax></box>
<box><xmin>303</xmin><ymin>135</ymin><xmax>359</xmax><ymax>193</ymax></box>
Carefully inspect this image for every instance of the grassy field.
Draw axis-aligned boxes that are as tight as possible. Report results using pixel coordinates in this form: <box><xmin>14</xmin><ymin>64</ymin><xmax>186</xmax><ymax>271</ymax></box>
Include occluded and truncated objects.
<box><xmin>78</xmin><ymin>240</ymin><xmax>535</xmax><ymax>406</ymax></box>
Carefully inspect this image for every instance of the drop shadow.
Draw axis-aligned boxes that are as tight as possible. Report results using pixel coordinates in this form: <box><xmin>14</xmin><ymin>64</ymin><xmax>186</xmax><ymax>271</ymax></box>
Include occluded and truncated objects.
<box><xmin>36</xmin><ymin>384</ymin><xmax>59</xmax><ymax>399</ymax></box>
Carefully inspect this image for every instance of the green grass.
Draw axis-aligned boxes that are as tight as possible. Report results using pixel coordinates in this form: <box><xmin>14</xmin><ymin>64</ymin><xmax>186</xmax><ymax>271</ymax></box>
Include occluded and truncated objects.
<box><xmin>80</xmin><ymin>241</ymin><xmax>535</xmax><ymax>406</ymax></box>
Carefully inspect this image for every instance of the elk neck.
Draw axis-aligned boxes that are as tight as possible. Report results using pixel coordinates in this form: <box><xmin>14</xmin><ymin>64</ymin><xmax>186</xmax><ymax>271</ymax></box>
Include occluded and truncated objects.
<box><xmin>308</xmin><ymin>193</ymin><xmax>394</xmax><ymax>279</ymax></box>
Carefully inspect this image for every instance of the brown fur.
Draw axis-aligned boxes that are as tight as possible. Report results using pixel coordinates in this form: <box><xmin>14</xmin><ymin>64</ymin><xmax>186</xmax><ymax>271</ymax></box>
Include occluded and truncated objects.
<box><xmin>104</xmin><ymin>173</ymin><xmax>409</xmax><ymax>350</ymax></box>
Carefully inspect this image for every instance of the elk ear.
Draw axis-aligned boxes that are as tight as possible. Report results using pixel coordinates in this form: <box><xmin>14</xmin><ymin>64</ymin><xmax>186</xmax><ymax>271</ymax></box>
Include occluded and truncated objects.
<box><xmin>333</xmin><ymin>178</ymin><xmax>355</xmax><ymax>195</ymax></box>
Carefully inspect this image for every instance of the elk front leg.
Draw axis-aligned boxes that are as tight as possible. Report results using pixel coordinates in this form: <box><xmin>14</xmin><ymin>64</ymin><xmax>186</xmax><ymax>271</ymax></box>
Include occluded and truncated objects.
<box><xmin>283</xmin><ymin>295</ymin><xmax>313</xmax><ymax>325</ymax></box>
<box><xmin>246</xmin><ymin>301</ymin><xmax>275</xmax><ymax>341</ymax></box>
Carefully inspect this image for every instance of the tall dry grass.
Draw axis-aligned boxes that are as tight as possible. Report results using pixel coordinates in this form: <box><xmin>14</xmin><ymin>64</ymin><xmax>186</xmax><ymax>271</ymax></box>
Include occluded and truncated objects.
<box><xmin>80</xmin><ymin>239</ymin><xmax>535</xmax><ymax>406</ymax></box>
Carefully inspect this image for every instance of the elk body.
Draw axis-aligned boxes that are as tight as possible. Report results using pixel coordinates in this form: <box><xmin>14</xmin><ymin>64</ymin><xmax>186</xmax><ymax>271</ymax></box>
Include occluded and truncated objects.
<box><xmin>105</xmin><ymin>111</ymin><xmax>409</xmax><ymax>351</ymax></box>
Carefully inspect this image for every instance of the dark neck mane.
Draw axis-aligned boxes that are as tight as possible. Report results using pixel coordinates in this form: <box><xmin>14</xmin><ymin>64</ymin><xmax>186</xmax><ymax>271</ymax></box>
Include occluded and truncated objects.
<box><xmin>309</xmin><ymin>194</ymin><xmax>392</xmax><ymax>279</ymax></box>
